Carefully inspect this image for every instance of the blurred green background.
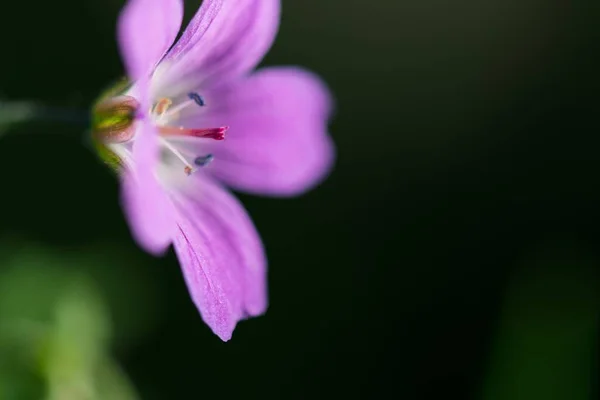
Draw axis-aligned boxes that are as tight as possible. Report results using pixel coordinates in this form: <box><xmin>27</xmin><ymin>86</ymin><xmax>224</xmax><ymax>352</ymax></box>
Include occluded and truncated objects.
<box><xmin>1</xmin><ymin>0</ymin><xmax>599</xmax><ymax>399</ymax></box>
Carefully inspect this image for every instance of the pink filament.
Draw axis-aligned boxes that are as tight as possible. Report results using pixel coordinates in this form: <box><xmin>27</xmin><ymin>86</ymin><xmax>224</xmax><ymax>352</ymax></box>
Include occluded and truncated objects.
<box><xmin>157</xmin><ymin>125</ymin><xmax>228</xmax><ymax>140</ymax></box>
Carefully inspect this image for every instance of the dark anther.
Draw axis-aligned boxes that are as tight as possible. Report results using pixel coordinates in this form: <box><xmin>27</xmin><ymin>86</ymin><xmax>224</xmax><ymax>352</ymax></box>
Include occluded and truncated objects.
<box><xmin>194</xmin><ymin>154</ymin><xmax>214</xmax><ymax>167</ymax></box>
<box><xmin>188</xmin><ymin>92</ymin><xmax>205</xmax><ymax>107</ymax></box>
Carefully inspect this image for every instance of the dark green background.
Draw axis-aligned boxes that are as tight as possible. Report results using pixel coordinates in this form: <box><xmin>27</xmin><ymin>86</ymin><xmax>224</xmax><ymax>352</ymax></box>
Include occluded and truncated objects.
<box><xmin>1</xmin><ymin>0</ymin><xmax>599</xmax><ymax>399</ymax></box>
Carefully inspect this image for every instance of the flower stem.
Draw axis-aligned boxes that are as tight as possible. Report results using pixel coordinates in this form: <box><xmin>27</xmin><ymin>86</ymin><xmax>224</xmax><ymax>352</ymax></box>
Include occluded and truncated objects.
<box><xmin>0</xmin><ymin>99</ymin><xmax>90</xmax><ymax>136</ymax></box>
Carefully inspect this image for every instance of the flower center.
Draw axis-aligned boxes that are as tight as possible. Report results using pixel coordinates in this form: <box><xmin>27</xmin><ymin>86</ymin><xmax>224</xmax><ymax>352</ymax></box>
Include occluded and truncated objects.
<box><xmin>150</xmin><ymin>92</ymin><xmax>227</xmax><ymax>176</ymax></box>
<box><xmin>91</xmin><ymin>84</ymin><xmax>226</xmax><ymax>179</ymax></box>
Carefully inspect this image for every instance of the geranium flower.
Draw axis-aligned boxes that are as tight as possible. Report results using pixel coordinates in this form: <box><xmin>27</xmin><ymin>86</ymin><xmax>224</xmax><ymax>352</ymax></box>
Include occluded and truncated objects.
<box><xmin>91</xmin><ymin>0</ymin><xmax>334</xmax><ymax>341</ymax></box>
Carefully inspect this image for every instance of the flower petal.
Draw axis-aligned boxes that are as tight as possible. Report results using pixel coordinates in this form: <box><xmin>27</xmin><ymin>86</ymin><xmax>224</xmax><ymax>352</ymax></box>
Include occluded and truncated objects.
<box><xmin>171</xmin><ymin>177</ymin><xmax>267</xmax><ymax>341</ymax></box>
<box><xmin>121</xmin><ymin>120</ymin><xmax>176</xmax><ymax>255</ymax></box>
<box><xmin>173</xmin><ymin>67</ymin><xmax>335</xmax><ymax>196</ymax></box>
<box><xmin>154</xmin><ymin>0</ymin><xmax>280</xmax><ymax>95</ymax></box>
<box><xmin>118</xmin><ymin>0</ymin><xmax>183</xmax><ymax>80</ymax></box>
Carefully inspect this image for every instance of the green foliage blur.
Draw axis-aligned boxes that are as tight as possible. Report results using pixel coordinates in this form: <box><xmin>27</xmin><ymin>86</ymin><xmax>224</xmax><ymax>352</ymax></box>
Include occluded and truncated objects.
<box><xmin>482</xmin><ymin>243</ymin><xmax>599</xmax><ymax>400</ymax></box>
<box><xmin>0</xmin><ymin>241</ymin><xmax>146</xmax><ymax>399</ymax></box>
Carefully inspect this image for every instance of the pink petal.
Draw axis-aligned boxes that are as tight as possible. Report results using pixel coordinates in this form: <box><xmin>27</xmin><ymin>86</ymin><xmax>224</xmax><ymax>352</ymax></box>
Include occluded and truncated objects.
<box><xmin>171</xmin><ymin>177</ymin><xmax>267</xmax><ymax>341</ymax></box>
<box><xmin>177</xmin><ymin>67</ymin><xmax>335</xmax><ymax>196</ymax></box>
<box><xmin>121</xmin><ymin>120</ymin><xmax>176</xmax><ymax>255</ymax></box>
<box><xmin>118</xmin><ymin>0</ymin><xmax>183</xmax><ymax>80</ymax></box>
<box><xmin>156</xmin><ymin>0</ymin><xmax>280</xmax><ymax>94</ymax></box>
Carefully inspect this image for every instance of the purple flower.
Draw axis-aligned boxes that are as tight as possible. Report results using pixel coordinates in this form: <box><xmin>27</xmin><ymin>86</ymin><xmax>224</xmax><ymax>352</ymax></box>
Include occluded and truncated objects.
<box><xmin>91</xmin><ymin>0</ymin><xmax>334</xmax><ymax>341</ymax></box>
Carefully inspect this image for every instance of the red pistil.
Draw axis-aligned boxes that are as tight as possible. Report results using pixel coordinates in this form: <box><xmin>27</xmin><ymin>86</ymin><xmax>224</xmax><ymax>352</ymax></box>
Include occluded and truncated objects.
<box><xmin>157</xmin><ymin>125</ymin><xmax>228</xmax><ymax>140</ymax></box>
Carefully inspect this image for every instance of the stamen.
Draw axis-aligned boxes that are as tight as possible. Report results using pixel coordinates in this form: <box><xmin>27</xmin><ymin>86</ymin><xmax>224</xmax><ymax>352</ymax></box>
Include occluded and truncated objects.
<box><xmin>188</xmin><ymin>92</ymin><xmax>205</xmax><ymax>107</ymax></box>
<box><xmin>156</xmin><ymin>92</ymin><xmax>205</xmax><ymax>121</ymax></box>
<box><xmin>159</xmin><ymin>137</ymin><xmax>195</xmax><ymax>176</ymax></box>
<box><xmin>194</xmin><ymin>154</ymin><xmax>214</xmax><ymax>167</ymax></box>
<box><xmin>153</xmin><ymin>98</ymin><xmax>172</xmax><ymax>116</ymax></box>
<box><xmin>158</xmin><ymin>125</ymin><xmax>228</xmax><ymax>140</ymax></box>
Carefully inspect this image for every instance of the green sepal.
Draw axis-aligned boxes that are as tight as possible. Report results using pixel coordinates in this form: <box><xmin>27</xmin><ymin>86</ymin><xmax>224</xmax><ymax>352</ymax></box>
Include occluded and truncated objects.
<box><xmin>89</xmin><ymin>78</ymin><xmax>134</xmax><ymax>171</ymax></box>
